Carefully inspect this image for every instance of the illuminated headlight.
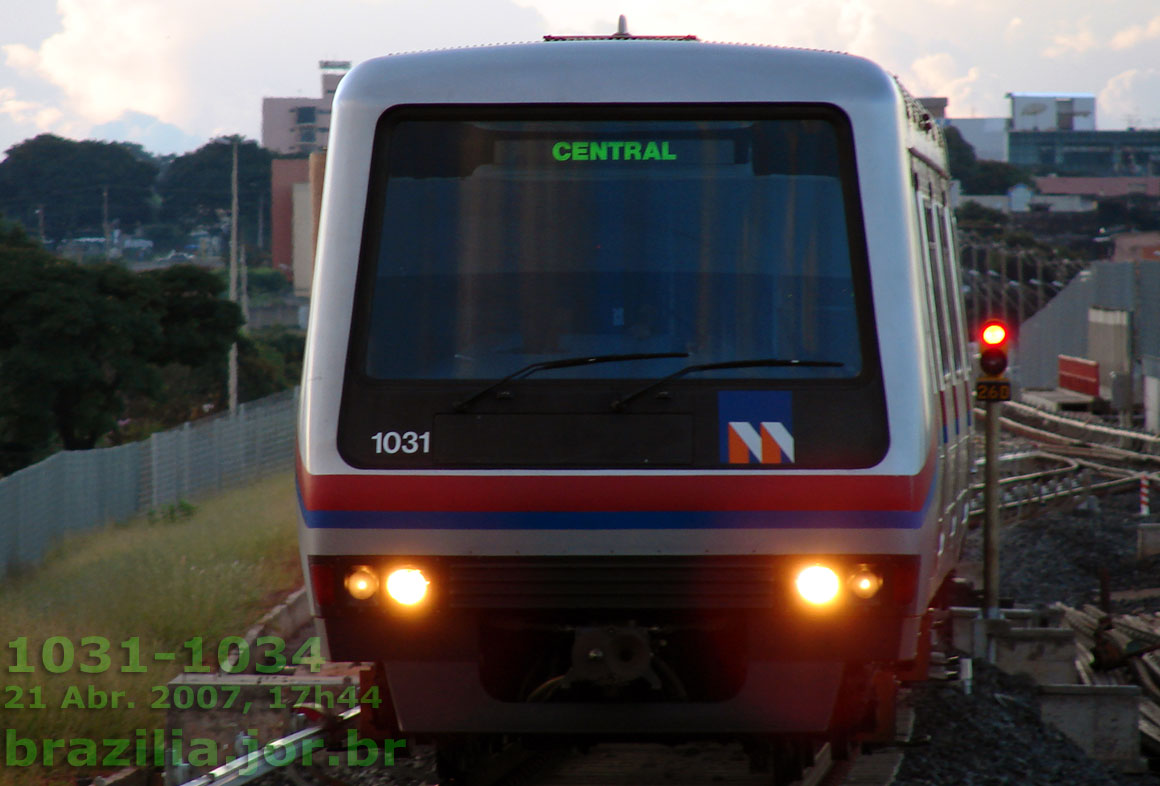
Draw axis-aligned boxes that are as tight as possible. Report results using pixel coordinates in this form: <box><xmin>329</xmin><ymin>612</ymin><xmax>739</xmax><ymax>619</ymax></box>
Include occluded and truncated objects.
<box><xmin>795</xmin><ymin>565</ymin><xmax>841</xmax><ymax>606</ymax></box>
<box><xmin>848</xmin><ymin>565</ymin><xmax>884</xmax><ymax>599</ymax></box>
<box><xmin>386</xmin><ymin>567</ymin><xmax>430</xmax><ymax>606</ymax></box>
<box><xmin>344</xmin><ymin>565</ymin><xmax>379</xmax><ymax>600</ymax></box>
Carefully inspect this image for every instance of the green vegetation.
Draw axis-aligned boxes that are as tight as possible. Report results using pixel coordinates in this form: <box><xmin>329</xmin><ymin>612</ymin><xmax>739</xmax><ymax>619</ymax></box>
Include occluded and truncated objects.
<box><xmin>944</xmin><ymin>125</ymin><xmax>1035</xmax><ymax>195</ymax></box>
<box><xmin>0</xmin><ymin>223</ymin><xmax>243</xmax><ymax>473</ymax></box>
<box><xmin>0</xmin><ymin>136</ymin><xmax>158</xmax><ymax>239</ymax></box>
<box><xmin>0</xmin><ymin>133</ymin><xmax>272</xmax><ymax>252</ymax></box>
<box><xmin>157</xmin><ymin>138</ymin><xmax>272</xmax><ymax>248</ymax></box>
<box><xmin>0</xmin><ymin>472</ymin><xmax>300</xmax><ymax>784</ymax></box>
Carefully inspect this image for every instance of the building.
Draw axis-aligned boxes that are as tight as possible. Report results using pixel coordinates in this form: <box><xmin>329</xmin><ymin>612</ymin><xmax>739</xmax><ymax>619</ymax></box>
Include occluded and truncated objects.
<box><xmin>261</xmin><ymin>61</ymin><xmax>350</xmax><ymax>155</ymax></box>
<box><xmin>269</xmin><ymin>154</ymin><xmax>325</xmax><ymax>298</ymax></box>
<box><xmin>954</xmin><ymin>182</ymin><xmax>1094</xmax><ymax>213</ymax></box>
<box><xmin>1110</xmin><ymin>231</ymin><xmax>1160</xmax><ymax>263</ymax></box>
<box><xmin>1009</xmin><ymin>129</ymin><xmax>1160</xmax><ymax>176</ymax></box>
<box><xmin>947</xmin><ymin>117</ymin><xmax>1009</xmax><ymax>162</ymax></box>
<box><xmin>1006</xmin><ymin>92</ymin><xmax>1096</xmax><ymax>132</ymax></box>
<box><xmin>1037</xmin><ymin>176</ymin><xmax>1160</xmax><ymax>199</ymax></box>
<box><xmin>1018</xmin><ymin>257</ymin><xmax>1160</xmax><ymax>431</ymax></box>
<box><xmin>270</xmin><ymin>158</ymin><xmax>309</xmax><ymax>276</ymax></box>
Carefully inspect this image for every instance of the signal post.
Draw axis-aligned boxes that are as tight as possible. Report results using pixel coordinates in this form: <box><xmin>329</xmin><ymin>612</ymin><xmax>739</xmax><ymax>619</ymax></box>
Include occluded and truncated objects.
<box><xmin>976</xmin><ymin>321</ymin><xmax>1010</xmax><ymax>620</ymax></box>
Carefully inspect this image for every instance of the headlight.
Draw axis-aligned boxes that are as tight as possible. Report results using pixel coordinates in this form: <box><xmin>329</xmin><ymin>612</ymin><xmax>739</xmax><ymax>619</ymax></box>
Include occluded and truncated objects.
<box><xmin>344</xmin><ymin>565</ymin><xmax>379</xmax><ymax>600</ymax></box>
<box><xmin>795</xmin><ymin>565</ymin><xmax>840</xmax><ymax>606</ymax></box>
<box><xmin>848</xmin><ymin>565</ymin><xmax>883</xmax><ymax>599</ymax></box>
<box><xmin>386</xmin><ymin>567</ymin><xmax>430</xmax><ymax>606</ymax></box>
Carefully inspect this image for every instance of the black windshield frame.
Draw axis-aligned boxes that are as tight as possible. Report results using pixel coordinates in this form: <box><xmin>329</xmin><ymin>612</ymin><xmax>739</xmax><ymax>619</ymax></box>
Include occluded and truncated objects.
<box><xmin>345</xmin><ymin>103</ymin><xmax>880</xmax><ymax>389</ymax></box>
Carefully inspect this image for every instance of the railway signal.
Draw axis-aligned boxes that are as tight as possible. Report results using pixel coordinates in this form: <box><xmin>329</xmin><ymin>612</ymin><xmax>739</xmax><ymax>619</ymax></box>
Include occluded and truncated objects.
<box><xmin>976</xmin><ymin>320</ymin><xmax>1011</xmax><ymax>403</ymax></box>
<box><xmin>977</xmin><ymin>318</ymin><xmax>1011</xmax><ymax>620</ymax></box>
<box><xmin>979</xmin><ymin>320</ymin><xmax>1009</xmax><ymax>376</ymax></box>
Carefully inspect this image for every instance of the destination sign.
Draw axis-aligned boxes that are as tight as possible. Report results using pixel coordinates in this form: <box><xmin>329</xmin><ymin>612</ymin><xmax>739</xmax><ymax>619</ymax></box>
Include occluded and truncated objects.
<box><xmin>551</xmin><ymin>140</ymin><xmax>679</xmax><ymax>162</ymax></box>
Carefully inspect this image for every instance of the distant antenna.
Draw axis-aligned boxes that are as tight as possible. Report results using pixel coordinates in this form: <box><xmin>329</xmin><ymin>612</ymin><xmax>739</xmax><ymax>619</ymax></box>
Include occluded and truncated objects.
<box><xmin>543</xmin><ymin>15</ymin><xmax>697</xmax><ymax>42</ymax></box>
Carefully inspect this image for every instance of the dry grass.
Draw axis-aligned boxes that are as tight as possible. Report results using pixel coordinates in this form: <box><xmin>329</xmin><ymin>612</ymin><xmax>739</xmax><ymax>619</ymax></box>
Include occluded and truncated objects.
<box><xmin>0</xmin><ymin>472</ymin><xmax>301</xmax><ymax>782</ymax></box>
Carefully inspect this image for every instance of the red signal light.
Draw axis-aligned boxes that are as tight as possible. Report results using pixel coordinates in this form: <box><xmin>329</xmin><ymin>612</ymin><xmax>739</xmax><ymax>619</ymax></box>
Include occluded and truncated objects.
<box><xmin>981</xmin><ymin>323</ymin><xmax>1007</xmax><ymax>346</ymax></box>
<box><xmin>979</xmin><ymin>320</ymin><xmax>1009</xmax><ymax>377</ymax></box>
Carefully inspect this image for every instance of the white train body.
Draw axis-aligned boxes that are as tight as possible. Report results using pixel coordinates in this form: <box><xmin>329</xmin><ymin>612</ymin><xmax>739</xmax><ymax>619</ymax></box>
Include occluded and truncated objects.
<box><xmin>298</xmin><ymin>38</ymin><xmax>972</xmax><ymax>739</ymax></box>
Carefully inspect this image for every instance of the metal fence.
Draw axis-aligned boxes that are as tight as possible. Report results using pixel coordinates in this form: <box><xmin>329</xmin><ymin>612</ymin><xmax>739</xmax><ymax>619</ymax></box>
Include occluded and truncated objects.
<box><xmin>0</xmin><ymin>389</ymin><xmax>297</xmax><ymax>577</ymax></box>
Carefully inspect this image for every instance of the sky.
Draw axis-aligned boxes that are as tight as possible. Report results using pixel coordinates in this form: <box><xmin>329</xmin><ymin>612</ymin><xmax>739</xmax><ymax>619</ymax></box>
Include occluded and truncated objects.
<box><xmin>3</xmin><ymin>0</ymin><xmax>1160</xmax><ymax>159</ymax></box>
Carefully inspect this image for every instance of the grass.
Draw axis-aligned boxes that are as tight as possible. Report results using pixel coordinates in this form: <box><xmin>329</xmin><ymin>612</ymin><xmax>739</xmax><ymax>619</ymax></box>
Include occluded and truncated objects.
<box><xmin>0</xmin><ymin>472</ymin><xmax>301</xmax><ymax>783</ymax></box>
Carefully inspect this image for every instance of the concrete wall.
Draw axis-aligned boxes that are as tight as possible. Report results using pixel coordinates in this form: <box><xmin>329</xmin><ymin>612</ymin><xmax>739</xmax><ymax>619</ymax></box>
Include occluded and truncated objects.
<box><xmin>1088</xmin><ymin>307</ymin><xmax>1131</xmax><ymax>398</ymax></box>
<box><xmin>292</xmin><ymin>182</ymin><xmax>314</xmax><ymax>299</ymax></box>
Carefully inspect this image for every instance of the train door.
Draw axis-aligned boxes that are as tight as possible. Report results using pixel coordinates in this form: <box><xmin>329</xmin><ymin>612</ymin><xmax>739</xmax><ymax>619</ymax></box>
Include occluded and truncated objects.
<box><xmin>914</xmin><ymin>182</ymin><xmax>957</xmax><ymax>562</ymax></box>
<box><xmin>935</xmin><ymin>201</ymin><xmax>973</xmax><ymax>555</ymax></box>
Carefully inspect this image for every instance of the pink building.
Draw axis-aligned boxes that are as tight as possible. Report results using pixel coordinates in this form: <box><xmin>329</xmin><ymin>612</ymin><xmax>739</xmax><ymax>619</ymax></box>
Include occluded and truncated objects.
<box><xmin>261</xmin><ymin>61</ymin><xmax>349</xmax><ymax>155</ymax></box>
<box><xmin>270</xmin><ymin>158</ymin><xmax>310</xmax><ymax>275</ymax></box>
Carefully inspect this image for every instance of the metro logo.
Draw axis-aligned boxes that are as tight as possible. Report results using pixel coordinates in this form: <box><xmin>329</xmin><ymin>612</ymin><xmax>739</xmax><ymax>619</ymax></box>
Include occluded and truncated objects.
<box><xmin>718</xmin><ymin>391</ymin><xmax>795</xmax><ymax>466</ymax></box>
<box><xmin>727</xmin><ymin>422</ymin><xmax>795</xmax><ymax>465</ymax></box>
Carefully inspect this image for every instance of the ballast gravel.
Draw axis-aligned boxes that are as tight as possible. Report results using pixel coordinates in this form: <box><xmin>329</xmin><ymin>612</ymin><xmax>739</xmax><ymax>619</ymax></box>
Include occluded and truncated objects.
<box><xmin>895</xmin><ymin>659</ymin><xmax>1158</xmax><ymax>786</ymax></box>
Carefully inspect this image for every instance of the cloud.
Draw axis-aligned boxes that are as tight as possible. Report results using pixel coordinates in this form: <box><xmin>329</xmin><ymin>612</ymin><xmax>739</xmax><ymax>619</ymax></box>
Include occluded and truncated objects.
<box><xmin>0</xmin><ymin>86</ymin><xmax>71</xmax><ymax>141</ymax></box>
<box><xmin>4</xmin><ymin>0</ymin><xmax>186</xmax><ymax>124</ymax></box>
<box><xmin>1110</xmin><ymin>16</ymin><xmax>1160</xmax><ymax>50</ymax></box>
<box><xmin>7</xmin><ymin>0</ymin><xmax>1160</xmax><ymax>159</ymax></box>
<box><xmin>1005</xmin><ymin>18</ymin><xmax>1024</xmax><ymax>43</ymax></box>
<box><xmin>3</xmin><ymin>0</ymin><xmax>548</xmax><ymax>155</ymax></box>
<box><xmin>90</xmin><ymin>110</ymin><xmax>206</xmax><ymax>156</ymax></box>
<box><xmin>1099</xmin><ymin>69</ymin><xmax>1160</xmax><ymax>129</ymax></box>
<box><xmin>1042</xmin><ymin>19</ymin><xmax>1098</xmax><ymax>58</ymax></box>
<box><xmin>906</xmin><ymin>53</ymin><xmax>1003</xmax><ymax>118</ymax></box>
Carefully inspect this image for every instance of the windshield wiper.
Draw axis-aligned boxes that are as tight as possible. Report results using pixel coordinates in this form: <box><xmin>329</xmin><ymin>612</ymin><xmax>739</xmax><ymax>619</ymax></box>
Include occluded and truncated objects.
<box><xmin>610</xmin><ymin>358</ymin><xmax>844</xmax><ymax>411</ymax></box>
<box><xmin>453</xmin><ymin>352</ymin><xmax>690</xmax><ymax>412</ymax></box>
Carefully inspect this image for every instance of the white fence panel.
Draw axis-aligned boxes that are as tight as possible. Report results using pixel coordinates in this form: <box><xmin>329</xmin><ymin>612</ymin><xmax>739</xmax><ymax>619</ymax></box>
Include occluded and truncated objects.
<box><xmin>0</xmin><ymin>389</ymin><xmax>297</xmax><ymax>577</ymax></box>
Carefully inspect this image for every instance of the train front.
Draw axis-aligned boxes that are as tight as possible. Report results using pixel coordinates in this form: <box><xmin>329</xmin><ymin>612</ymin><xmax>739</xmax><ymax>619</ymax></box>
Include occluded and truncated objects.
<box><xmin>298</xmin><ymin>42</ymin><xmax>937</xmax><ymax>742</ymax></box>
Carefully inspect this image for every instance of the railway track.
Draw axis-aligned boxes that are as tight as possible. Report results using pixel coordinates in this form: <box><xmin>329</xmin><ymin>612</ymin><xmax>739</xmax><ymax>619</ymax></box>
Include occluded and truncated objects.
<box><xmin>970</xmin><ymin>403</ymin><xmax>1160</xmax><ymax>522</ymax></box>
<box><xmin>174</xmin><ymin>725</ymin><xmax>909</xmax><ymax>786</ymax></box>
<box><xmin>165</xmin><ymin>671</ymin><xmax>929</xmax><ymax>786</ymax></box>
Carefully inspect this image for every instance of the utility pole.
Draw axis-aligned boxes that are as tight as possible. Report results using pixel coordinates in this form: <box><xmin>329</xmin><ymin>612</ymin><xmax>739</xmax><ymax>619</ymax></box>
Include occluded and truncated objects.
<box><xmin>1037</xmin><ymin>255</ymin><xmax>1044</xmax><ymax>313</ymax></box>
<box><xmin>228</xmin><ymin>139</ymin><xmax>239</xmax><ymax>415</ymax></box>
<box><xmin>256</xmin><ymin>193</ymin><xmax>265</xmax><ymax>251</ymax></box>
<box><xmin>1126</xmin><ymin>259</ymin><xmax>1141</xmax><ymax>430</ymax></box>
<box><xmin>102</xmin><ymin>186</ymin><xmax>110</xmax><ymax>259</ymax></box>
<box><xmin>983</xmin><ymin>397</ymin><xmax>1001</xmax><ymax>617</ymax></box>
<box><xmin>1017</xmin><ymin>251</ymin><xmax>1024</xmax><ymax>324</ymax></box>
<box><xmin>240</xmin><ymin>245</ymin><xmax>250</xmax><ymax>329</ymax></box>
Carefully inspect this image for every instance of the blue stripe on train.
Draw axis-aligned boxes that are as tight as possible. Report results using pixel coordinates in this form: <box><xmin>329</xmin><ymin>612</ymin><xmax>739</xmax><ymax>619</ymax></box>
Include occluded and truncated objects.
<box><xmin>300</xmin><ymin>507</ymin><xmax>925</xmax><ymax>530</ymax></box>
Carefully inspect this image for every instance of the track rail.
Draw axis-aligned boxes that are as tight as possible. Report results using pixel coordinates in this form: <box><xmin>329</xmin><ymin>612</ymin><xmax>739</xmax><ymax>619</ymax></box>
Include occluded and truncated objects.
<box><xmin>178</xmin><ymin>707</ymin><xmax>360</xmax><ymax>786</ymax></box>
<box><xmin>969</xmin><ymin>405</ymin><xmax>1160</xmax><ymax>521</ymax></box>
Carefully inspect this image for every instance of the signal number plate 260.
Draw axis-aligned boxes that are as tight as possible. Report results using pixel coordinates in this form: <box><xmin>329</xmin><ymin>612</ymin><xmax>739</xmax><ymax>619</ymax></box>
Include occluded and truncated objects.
<box><xmin>975</xmin><ymin>379</ymin><xmax>1011</xmax><ymax>402</ymax></box>
<box><xmin>372</xmin><ymin>431</ymin><xmax>431</xmax><ymax>455</ymax></box>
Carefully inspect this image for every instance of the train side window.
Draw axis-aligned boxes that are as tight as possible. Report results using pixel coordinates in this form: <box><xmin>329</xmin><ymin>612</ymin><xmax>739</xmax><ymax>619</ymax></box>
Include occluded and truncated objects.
<box><xmin>914</xmin><ymin>192</ymin><xmax>944</xmax><ymax>387</ymax></box>
<box><xmin>937</xmin><ymin>202</ymin><xmax>965</xmax><ymax>375</ymax></box>
<box><xmin>922</xmin><ymin>197</ymin><xmax>951</xmax><ymax>378</ymax></box>
<box><xmin>933</xmin><ymin>203</ymin><xmax>966</xmax><ymax>375</ymax></box>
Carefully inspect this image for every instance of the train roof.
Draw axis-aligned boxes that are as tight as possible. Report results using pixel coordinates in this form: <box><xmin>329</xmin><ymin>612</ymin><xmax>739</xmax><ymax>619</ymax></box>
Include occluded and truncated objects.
<box><xmin>336</xmin><ymin>39</ymin><xmax>900</xmax><ymax>109</ymax></box>
<box><xmin>331</xmin><ymin>39</ymin><xmax>946</xmax><ymax>166</ymax></box>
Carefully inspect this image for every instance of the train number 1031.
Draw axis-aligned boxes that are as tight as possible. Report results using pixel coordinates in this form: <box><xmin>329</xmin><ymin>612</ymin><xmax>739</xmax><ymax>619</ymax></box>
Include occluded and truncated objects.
<box><xmin>371</xmin><ymin>431</ymin><xmax>431</xmax><ymax>455</ymax></box>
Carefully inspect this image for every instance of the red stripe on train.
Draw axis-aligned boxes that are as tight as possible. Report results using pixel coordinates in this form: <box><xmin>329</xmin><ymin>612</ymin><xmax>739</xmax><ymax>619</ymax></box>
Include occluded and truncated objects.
<box><xmin>298</xmin><ymin>456</ymin><xmax>935</xmax><ymax>514</ymax></box>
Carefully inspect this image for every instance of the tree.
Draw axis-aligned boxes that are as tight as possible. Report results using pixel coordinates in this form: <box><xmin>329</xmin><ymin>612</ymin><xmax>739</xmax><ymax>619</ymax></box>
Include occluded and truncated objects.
<box><xmin>0</xmin><ymin>134</ymin><xmax>159</xmax><ymax>239</ymax></box>
<box><xmin>944</xmin><ymin>125</ymin><xmax>977</xmax><ymax>180</ymax></box>
<box><xmin>943</xmin><ymin>125</ymin><xmax>1035</xmax><ymax>195</ymax></box>
<box><xmin>0</xmin><ymin>224</ymin><xmax>241</xmax><ymax>472</ymax></box>
<box><xmin>156</xmin><ymin>137</ymin><xmax>271</xmax><ymax>246</ymax></box>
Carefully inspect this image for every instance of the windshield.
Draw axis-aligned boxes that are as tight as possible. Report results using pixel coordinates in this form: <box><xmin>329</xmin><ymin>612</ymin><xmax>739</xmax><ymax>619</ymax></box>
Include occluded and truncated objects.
<box><xmin>358</xmin><ymin>110</ymin><xmax>869</xmax><ymax>381</ymax></box>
